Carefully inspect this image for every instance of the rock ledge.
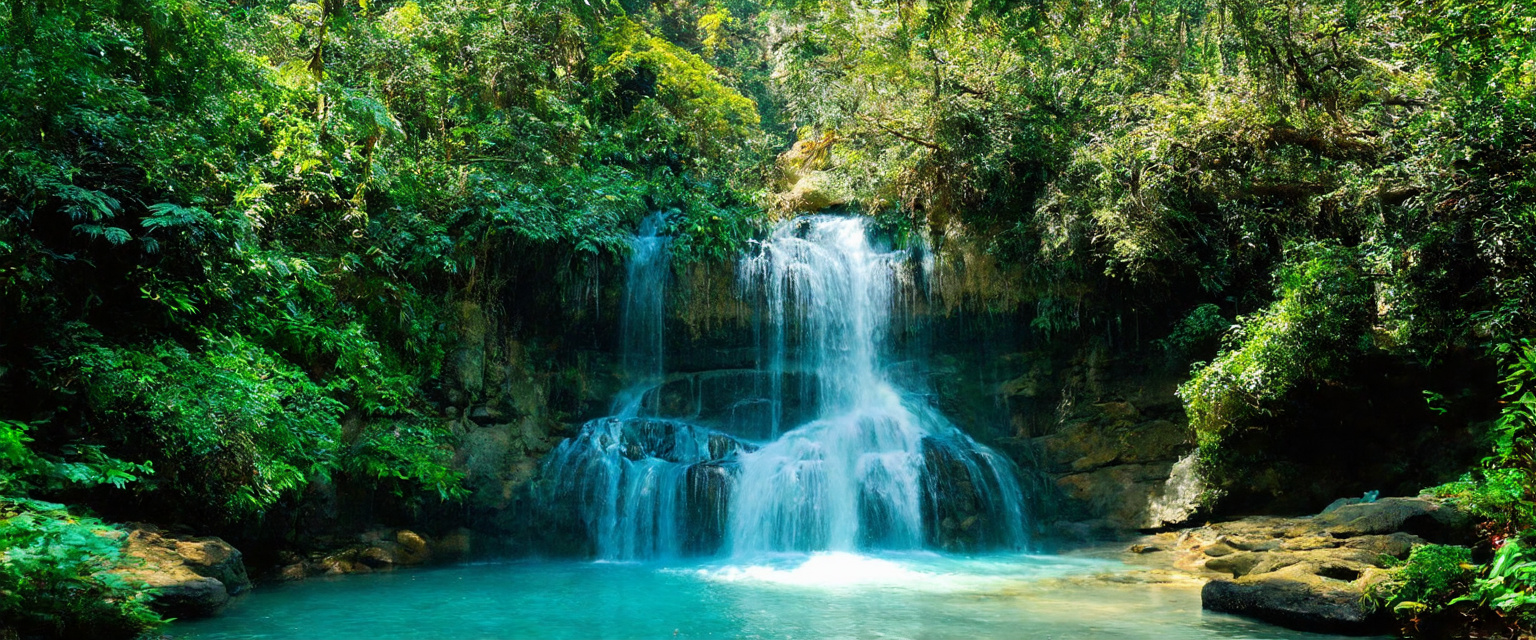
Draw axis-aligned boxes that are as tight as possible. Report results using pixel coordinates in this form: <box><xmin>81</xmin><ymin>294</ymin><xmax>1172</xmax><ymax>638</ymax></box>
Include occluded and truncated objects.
<box><xmin>1130</xmin><ymin>497</ymin><xmax>1475</xmax><ymax>635</ymax></box>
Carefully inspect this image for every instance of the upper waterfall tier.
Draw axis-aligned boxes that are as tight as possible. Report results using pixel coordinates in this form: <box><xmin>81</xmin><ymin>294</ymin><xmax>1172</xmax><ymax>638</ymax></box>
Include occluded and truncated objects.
<box><xmin>539</xmin><ymin>214</ymin><xmax>1027</xmax><ymax>559</ymax></box>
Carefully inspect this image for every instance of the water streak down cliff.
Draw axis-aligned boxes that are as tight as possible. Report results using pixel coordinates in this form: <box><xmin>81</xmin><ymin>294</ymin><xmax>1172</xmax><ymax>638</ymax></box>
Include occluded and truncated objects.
<box><xmin>540</xmin><ymin>215</ymin><xmax>1027</xmax><ymax>559</ymax></box>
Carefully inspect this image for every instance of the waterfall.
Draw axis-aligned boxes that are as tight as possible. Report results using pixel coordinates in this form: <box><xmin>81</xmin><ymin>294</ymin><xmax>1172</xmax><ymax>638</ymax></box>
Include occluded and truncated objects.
<box><xmin>731</xmin><ymin>216</ymin><xmax>1025</xmax><ymax>553</ymax></box>
<box><xmin>539</xmin><ymin>214</ymin><xmax>1027</xmax><ymax>560</ymax></box>
<box><xmin>613</xmin><ymin>213</ymin><xmax>669</xmax><ymax>416</ymax></box>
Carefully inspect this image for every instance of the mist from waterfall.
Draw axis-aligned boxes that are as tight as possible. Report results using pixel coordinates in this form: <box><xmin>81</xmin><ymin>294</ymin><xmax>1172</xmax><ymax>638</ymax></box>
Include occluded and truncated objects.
<box><xmin>540</xmin><ymin>214</ymin><xmax>1027</xmax><ymax>560</ymax></box>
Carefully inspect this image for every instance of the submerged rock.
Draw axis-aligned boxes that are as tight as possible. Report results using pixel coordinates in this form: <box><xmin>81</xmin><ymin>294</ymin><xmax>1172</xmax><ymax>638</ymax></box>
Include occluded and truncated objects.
<box><xmin>273</xmin><ymin>528</ymin><xmax>450</xmax><ymax>581</ymax></box>
<box><xmin>116</xmin><ymin>525</ymin><xmax>251</xmax><ymax>619</ymax></box>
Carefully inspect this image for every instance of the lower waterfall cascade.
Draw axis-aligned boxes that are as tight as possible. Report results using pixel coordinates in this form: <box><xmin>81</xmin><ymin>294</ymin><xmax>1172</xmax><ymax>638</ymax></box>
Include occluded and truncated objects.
<box><xmin>540</xmin><ymin>215</ymin><xmax>1028</xmax><ymax>559</ymax></box>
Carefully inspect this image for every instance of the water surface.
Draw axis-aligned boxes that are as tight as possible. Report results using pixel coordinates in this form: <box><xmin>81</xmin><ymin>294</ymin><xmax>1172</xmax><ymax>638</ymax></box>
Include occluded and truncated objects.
<box><xmin>173</xmin><ymin>553</ymin><xmax>1368</xmax><ymax>640</ymax></box>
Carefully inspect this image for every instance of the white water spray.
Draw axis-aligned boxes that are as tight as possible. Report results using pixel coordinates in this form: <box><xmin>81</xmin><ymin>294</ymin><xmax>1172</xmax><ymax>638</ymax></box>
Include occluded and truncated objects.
<box><xmin>541</xmin><ymin>215</ymin><xmax>1028</xmax><ymax>559</ymax></box>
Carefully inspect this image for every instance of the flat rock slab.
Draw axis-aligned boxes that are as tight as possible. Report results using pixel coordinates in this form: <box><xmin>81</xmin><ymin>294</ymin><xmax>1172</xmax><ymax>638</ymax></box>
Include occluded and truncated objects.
<box><xmin>1203</xmin><ymin>571</ymin><xmax>1390</xmax><ymax>635</ymax></box>
<box><xmin>1124</xmin><ymin>496</ymin><xmax>1475</xmax><ymax>636</ymax></box>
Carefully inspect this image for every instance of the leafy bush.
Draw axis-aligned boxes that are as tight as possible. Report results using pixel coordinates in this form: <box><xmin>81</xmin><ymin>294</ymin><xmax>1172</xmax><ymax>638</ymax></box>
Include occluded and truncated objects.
<box><xmin>1</xmin><ymin>421</ymin><xmax>161</xmax><ymax>638</ymax></box>
<box><xmin>1178</xmin><ymin>242</ymin><xmax>1372</xmax><ymax>481</ymax></box>
<box><xmin>0</xmin><ymin>421</ymin><xmax>150</xmax><ymax>497</ymax></box>
<box><xmin>1155</xmin><ymin>304</ymin><xmax>1230</xmax><ymax>360</ymax></box>
<box><xmin>1452</xmin><ymin>535</ymin><xmax>1536</xmax><ymax>624</ymax></box>
<box><xmin>0</xmin><ymin>500</ymin><xmax>161</xmax><ymax>639</ymax></box>
<box><xmin>76</xmin><ymin>338</ymin><xmax>344</xmax><ymax>521</ymax></box>
<box><xmin>1430</xmin><ymin>469</ymin><xmax>1535</xmax><ymax>537</ymax></box>
<box><xmin>1382</xmin><ymin>544</ymin><xmax>1475</xmax><ymax>615</ymax></box>
<box><xmin>1429</xmin><ymin>341</ymin><xmax>1536</xmax><ymax>533</ymax></box>
<box><xmin>74</xmin><ymin>335</ymin><xmax>465</xmax><ymax>523</ymax></box>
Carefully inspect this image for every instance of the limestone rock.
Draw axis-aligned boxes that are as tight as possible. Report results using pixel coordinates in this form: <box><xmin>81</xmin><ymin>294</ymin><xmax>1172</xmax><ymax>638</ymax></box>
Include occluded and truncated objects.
<box><xmin>774</xmin><ymin>134</ymin><xmax>846</xmax><ymax>214</ymax></box>
<box><xmin>1202</xmin><ymin>563</ymin><xmax>1390</xmax><ymax>635</ymax></box>
<box><xmin>1055</xmin><ymin>462</ymin><xmax>1177</xmax><ymax>530</ymax></box>
<box><xmin>1121</xmin><ymin>496</ymin><xmax>1474</xmax><ymax>635</ymax></box>
<box><xmin>276</xmin><ymin>528</ymin><xmax>440</xmax><ymax>581</ymax></box>
<box><xmin>116</xmin><ymin>525</ymin><xmax>250</xmax><ymax>619</ymax></box>
<box><xmin>1312</xmin><ymin>497</ymin><xmax>1475</xmax><ymax>543</ymax></box>
<box><xmin>396</xmin><ymin>529</ymin><xmax>429</xmax><ymax>556</ymax></box>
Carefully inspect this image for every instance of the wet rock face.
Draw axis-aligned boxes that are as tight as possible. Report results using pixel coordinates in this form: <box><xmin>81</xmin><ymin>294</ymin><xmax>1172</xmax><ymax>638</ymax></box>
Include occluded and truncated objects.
<box><xmin>116</xmin><ymin>525</ymin><xmax>251</xmax><ymax>619</ymax></box>
<box><xmin>638</xmin><ymin>370</ymin><xmax>819</xmax><ymax>440</ymax></box>
<box><xmin>920</xmin><ymin>437</ymin><xmax>1027</xmax><ymax>552</ymax></box>
<box><xmin>1130</xmin><ymin>497</ymin><xmax>1476</xmax><ymax>635</ymax></box>
<box><xmin>1032</xmin><ymin>399</ymin><xmax>1194</xmax><ymax>533</ymax></box>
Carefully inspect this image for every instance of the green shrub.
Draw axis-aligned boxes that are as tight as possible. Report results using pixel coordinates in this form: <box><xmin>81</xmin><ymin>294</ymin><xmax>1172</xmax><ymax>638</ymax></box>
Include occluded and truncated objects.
<box><xmin>1452</xmin><ymin>535</ymin><xmax>1536</xmax><ymax>624</ymax></box>
<box><xmin>73</xmin><ymin>335</ymin><xmax>466</xmax><ymax>524</ymax></box>
<box><xmin>1383</xmin><ymin>544</ymin><xmax>1475</xmax><ymax>615</ymax></box>
<box><xmin>1428</xmin><ymin>341</ymin><xmax>1536</xmax><ymax>533</ymax></box>
<box><xmin>0</xmin><ymin>500</ymin><xmax>161</xmax><ymax>639</ymax></box>
<box><xmin>1178</xmin><ymin>242</ymin><xmax>1372</xmax><ymax>483</ymax></box>
<box><xmin>76</xmin><ymin>337</ymin><xmax>344</xmax><ymax>521</ymax></box>
<box><xmin>0</xmin><ymin>421</ymin><xmax>161</xmax><ymax>638</ymax></box>
<box><xmin>1430</xmin><ymin>468</ymin><xmax>1535</xmax><ymax>535</ymax></box>
<box><xmin>1155</xmin><ymin>303</ymin><xmax>1230</xmax><ymax>360</ymax></box>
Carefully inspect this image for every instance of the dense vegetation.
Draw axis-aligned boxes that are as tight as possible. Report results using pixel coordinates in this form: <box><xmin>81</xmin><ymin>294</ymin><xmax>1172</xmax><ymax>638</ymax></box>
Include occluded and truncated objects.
<box><xmin>1</xmin><ymin>0</ymin><xmax>1532</xmax><ymax>636</ymax></box>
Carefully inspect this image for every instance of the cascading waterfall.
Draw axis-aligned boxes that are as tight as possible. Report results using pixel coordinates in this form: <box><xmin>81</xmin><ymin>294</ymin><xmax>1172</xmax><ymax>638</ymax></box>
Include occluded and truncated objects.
<box><xmin>731</xmin><ymin>217</ymin><xmax>1025</xmax><ymax>553</ymax></box>
<box><xmin>539</xmin><ymin>214</ymin><xmax>1027</xmax><ymax>560</ymax></box>
<box><xmin>613</xmin><ymin>213</ymin><xmax>669</xmax><ymax>416</ymax></box>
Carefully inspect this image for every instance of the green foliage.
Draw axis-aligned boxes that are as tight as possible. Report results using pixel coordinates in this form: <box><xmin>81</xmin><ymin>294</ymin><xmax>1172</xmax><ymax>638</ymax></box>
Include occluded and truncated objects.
<box><xmin>1451</xmin><ymin>535</ymin><xmax>1536</xmax><ymax>623</ymax></box>
<box><xmin>72</xmin><ymin>334</ymin><xmax>464</xmax><ymax>523</ymax></box>
<box><xmin>1376</xmin><ymin>537</ymin><xmax>1536</xmax><ymax>633</ymax></box>
<box><xmin>0</xmin><ymin>500</ymin><xmax>162</xmax><ymax>639</ymax></box>
<box><xmin>1486</xmin><ymin>341</ymin><xmax>1536</xmax><ymax>475</ymax></box>
<box><xmin>1155</xmin><ymin>304</ymin><xmax>1230</xmax><ymax>359</ymax></box>
<box><xmin>1179</xmin><ymin>243</ymin><xmax>1372</xmax><ymax>472</ymax></box>
<box><xmin>0</xmin><ymin>0</ymin><xmax>777</xmax><ymax>548</ymax></box>
<box><xmin>1380</xmin><ymin>544</ymin><xmax>1474</xmax><ymax>615</ymax></box>
<box><xmin>1429</xmin><ymin>342</ymin><xmax>1536</xmax><ymax>533</ymax></box>
<box><xmin>596</xmin><ymin>17</ymin><xmax>763</xmax><ymax>164</ymax></box>
<box><xmin>758</xmin><ymin>0</ymin><xmax>1536</xmax><ymax>513</ymax></box>
<box><xmin>0</xmin><ymin>421</ymin><xmax>151</xmax><ymax>497</ymax></box>
<box><xmin>0</xmin><ymin>420</ymin><xmax>160</xmax><ymax>637</ymax></box>
<box><xmin>1430</xmin><ymin>469</ymin><xmax>1536</xmax><ymax>537</ymax></box>
<box><xmin>1409</xmin><ymin>344</ymin><xmax>1536</xmax><ymax>633</ymax></box>
<box><xmin>345</xmin><ymin>419</ymin><xmax>466</xmax><ymax>504</ymax></box>
<box><xmin>76</xmin><ymin>338</ymin><xmax>345</xmax><ymax>520</ymax></box>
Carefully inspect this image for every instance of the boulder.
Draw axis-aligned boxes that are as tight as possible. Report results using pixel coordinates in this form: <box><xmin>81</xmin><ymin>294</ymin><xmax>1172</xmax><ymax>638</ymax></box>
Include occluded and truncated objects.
<box><xmin>1055</xmin><ymin>462</ymin><xmax>1177</xmax><ymax>531</ymax></box>
<box><xmin>431</xmin><ymin>528</ymin><xmax>474</xmax><ymax>560</ymax></box>
<box><xmin>145</xmin><ymin>576</ymin><xmax>230</xmax><ymax>619</ymax></box>
<box><xmin>276</xmin><ymin>528</ymin><xmax>440</xmax><ymax>581</ymax></box>
<box><xmin>1312</xmin><ymin>497</ymin><xmax>1475</xmax><ymax>543</ymax></box>
<box><xmin>1125</xmin><ymin>496</ymin><xmax>1473</xmax><ymax>635</ymax></box>
<box><xmin>1203</xmin><ymin>563</ymin><xmax>1391</xmax><ymax>635</ymax></box>
<box><xmin>117</xmin><ymin>525</ymin><xmax>250</xmax><ymax>619</ymax></box>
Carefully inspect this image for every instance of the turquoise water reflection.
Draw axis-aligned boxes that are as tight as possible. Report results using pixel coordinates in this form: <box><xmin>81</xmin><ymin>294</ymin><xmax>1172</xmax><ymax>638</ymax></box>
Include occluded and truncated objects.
<box><xmin>173</xmin><ymin>552</ymin><xmax>1368</xmax><ymax>640</ymax></box>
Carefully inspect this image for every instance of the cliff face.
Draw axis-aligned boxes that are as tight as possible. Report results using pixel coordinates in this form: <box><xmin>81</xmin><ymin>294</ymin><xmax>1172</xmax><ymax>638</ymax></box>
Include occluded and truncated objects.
<box><xmin>431</xmin><ymin>253</ymin><xmax>1204</xmax><ymax>543</ymax></box>
<box><xmin>432</xmin><ymin>227</ymin><xmax>1491</xmax><ymax>546</ymax></box>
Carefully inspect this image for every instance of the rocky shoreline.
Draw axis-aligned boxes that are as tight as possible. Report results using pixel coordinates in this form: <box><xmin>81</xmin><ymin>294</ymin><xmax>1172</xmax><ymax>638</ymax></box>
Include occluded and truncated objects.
<box><xmin>1115</xmin><ymin>496</ymin><xmax>1479</xmax><ymax>635</ymax></box>
<box><xmin>114</xmin><ymin>525</ymin><xmax>479</xmax><ymax>621</ymax></box>
<box><xmin>120</xmin><ymin>496</ymin><xmax>1482</xmax><ymax>637</ymax></box>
